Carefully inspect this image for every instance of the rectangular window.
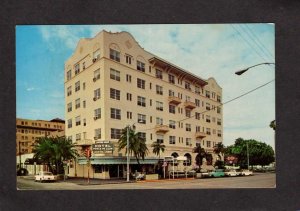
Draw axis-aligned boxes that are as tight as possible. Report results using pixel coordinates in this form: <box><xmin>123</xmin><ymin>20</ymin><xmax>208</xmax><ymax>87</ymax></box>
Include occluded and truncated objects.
<box><xmin>94</xmin><ymin>69</ymin><xmax>100</xmax><ymax>81</ymax></box>
<box><xmin>137</xmin><ymin>60</ymin><xmax>145</xmax><ymax>72</ymax></box>
<box><xmin>94</xmin><ymin>88</ymin><xmax>101</xmax><ymax>100</ymax></box>
<box><xmin>127</xmin><ymin>111</ymin><xmax>132</xmax><ymax>119</ymax></box>
<box><xmin>94</xmin><ymin>108</ymin><xmax>101</xmax><ymax>119</ymax></box>
<box><xmin>67</xmin><ymin>102</ymin><xmax>72</xmax><ymax>112</ymax></box>
<box><xmin>111</xmin><ymin>128</ymin><xmax>122</xmax><ymax>139</ymax></box>
<box><xmin>137</xmin><ymin>96</ymin><xmax>146</xmax><ymax>107</ymax></box>
<box><xmin>168</xmin><ymin>74</ymin><xmax>175</xmax><ymax>84</ymax></box>
<box><xmin>195</xmin><ymin>112</ymin><xmax>201</xmax><ymax>120</ymax></box>
<box><xmin>212</xmin><ymin>117</ymin><xmax>216</xmax><ymax>123</ymax></box>
<box><xmin>156</xmin><ymin>85</ymin><xmax>163</xmax><ymax>95</ymax></box>
<box><xmin>67</xmin><ymin>119</ymin><xmax>72</xmax><ymax>128</ymax></box>
<box><xmin>185</xmin><ymin>109</ymin><xmax>191</xmax><ymax>118</ymax></box>
<box><xmin>155</xmin><ymin>69</ymin><xmax>163</xmax><ymax>79</ymax></box>
<box><xmin>169</xmin><ymin>104</ymin><xmax>176</xmax><ymax>114</ymax></box>
<box><xmin>206</xmin><ymin>115</ymin><xmax>211</xmax><ymax>123</ymax></box>
<box><xmin>138</xmin><ymin>132</ymin><xmax>146</xmax><ymax>141</ymax></box>
<box><xmin>186</xmin><ymin>123</ymin><xmax>191</xmax><ymax>132</ymax></box>
<box><xmin>212</xmin><ymin>92</ymin><xmax>216</xmax><ymax>99</ymax></box>
<box><xmin>157</xmin><ymin>134</ymin><xmax>164</xmax><ymax>144</ymax></box>
<box><xmin>75</xmin><ymin>64</ymin><xmax>80</xmax><ymax>75</ymax></box>
<box><xmin>83</xmin><ymin>100</ymin><xmax>86</xmax><ymax>108</ymax></box>
<box><xmin>75</xmin><ymin>98</ymin><xmax>80</xmax><ymax>109</ymax></box>
<box><xmin>67</xmin><ymin>86</ymin><xmax>72</xmax><ymax>96</ymax></box>
<box><xmin>186</xmin><ymin>95</ymin><xmax>191</xmax><ymax>102</ymax></box>
<box><xmin>156</xmin><ymin>117</ymin><xmax>163</xmax><ymax>125</ymax></box>
<box><xmin>206</xmin><ymin>128</ymin><xmax>211</xmax><ymax>135</ymax></box>
<box><xmin>195</xmin><ymin>99</ymin><xmax>200</xmax><ymax>107</ymax></box>
<box><xmin>206</xmin><ymin>90</ymin><xmax>210</xmax><ymax>98</ymax></box>
<box><xmin>169</xmin><ymin>90</ymin><xmax>175</xmax><ymax>97</ymax></box>
<box><xmin>76</xmin><ymin>133</ymin><xmax>81</xmax><ymax>141</ymax></box>
<box><xmin>110</xmin><ymin>68</ymin><xmax>120</xmax><ymax>81</ymax></box>
<box><xmin>137</xmin><ymin>78</ymin><xmax>145</xmax><ymax>89</ymax></box>
<box><xmin>207</xmin><ymin>141</ymin><xmax>211</xmax><ymax>148</ymax></box>
<box><xmin>110</xmin><ymin>49</ymin><xmax>120</xmax><ymax>62</ymax></box>
<box><xmin>185</xmin><ymin>82</ymin><xmax>191</xmax><ymax>90</ymax></box>
<box><xmin>217</xmin><ymin>95</ymin><xmax>221</xmax><ymax>102</ymax></box>
<box><xmin>126</xmin><ymin>93</ymin><xmax>132</xmax><ymax>101</ymax></box>
<box><xmin>94</xmin><ymin>128</ymin><xmax>101</xmax><ymax>139</ymax></box>
<box><xmin>217</xmin><ymin>107</ymin><xmax>221</xmax><ymax>114</ymax></box>
<box><xmin>75</xmin><ymin>81</ymin><xmax>80</xmax><ymax>92</ymax></box>
<box><xmin>75</xmin><ymin>116</ymin><xmax>81</xmax><ymax>126</ymax></box>
<box><xmin>169</xmin><ymin>120</ymin><xmax>176</xmax><ymax>129</ymax></box>
<box><xmin>217</xmin><ymin>118</ymin><xmax>222</xmax><ymax>125</ymax></box>
<box><xmin>110</xmin><ymin>88</ymin><xmax>120</xmax><ymax>100</ymax></box>
<box><xmin>126</xmin><ymin>74</ymin><xmax>132</xmax><ymax>82</ymax></box>
<box><xmin>126</xmin><ymin>55</ymin><xmax>132</xmax><ymax>64</ymax></box>
<box><xmin>111</xmin><ymin>108</ymin><xmax>121</xmax><ymax>120</ymax></box>
<box><xmin>83</xmin><ymin>62</ymin><xmax>86</xmax><ymax>70</ymax></box>
<box><xmin>196</xmin><ymin>126</ymin><xmax>201</xmax><ymax>132</ymax></box>
<box><xmin>156</xmin><ymin>101</ymin><xmax>163</xmax><ymax>111</ymax></box>
<box><xmin>138</xmin><ymin>114</ymin><xmax>146</xmax><ymax>124</ymax></box>
<box><xmin>217</xmin><ymin>130</ymin><xmax>222</xmax><ymax>137</ymax></box>
<box><xmin>67</xmin><ymin>70</ymin><xmax>72</xmax><ymax>81</ymax></box>
<box><xmin>195</xmin><ymin>86</ymin><xmax>200</xmax><ymax>94</ymax></box>
<box><xmin>169</xmin><ymin>136</ymin><xmax>176</xmax><ymax>144</ymax></box>
<box><xmin>186</xmin><ymin>138</ymin><xmax>191</xmax><ymax>146</ymax></box>
<box><xmin>93</xmin><ymin>49</ymin><xmax>100</xmax><ymax>61</ymax></box>
<box><xmin>206</xmin><ymin>103</ymin><xmax>210</xmax><ymax>110</ymax></box>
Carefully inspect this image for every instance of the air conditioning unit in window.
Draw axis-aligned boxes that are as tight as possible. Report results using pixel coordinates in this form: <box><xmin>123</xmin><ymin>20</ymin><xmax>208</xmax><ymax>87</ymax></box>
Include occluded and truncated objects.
<box><xmin>93</xmin><ymin>77</ymin><xmax>96</xmax><ymax>82</ymax></box>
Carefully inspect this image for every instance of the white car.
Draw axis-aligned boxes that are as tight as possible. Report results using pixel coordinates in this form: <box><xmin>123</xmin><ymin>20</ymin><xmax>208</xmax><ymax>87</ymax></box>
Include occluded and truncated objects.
<box><xmin>225</xmin><ymin>169</ymin><xmax>238</xmax><ymax>177</ymax></box>
<box><xmin>35</xmin><ymin>171</ymin><xmax>56</xmax><ymax>182</ymax></box>
<box><xmin>240</xmin><ymin>169</ymin><xmax>253</xmax><ymax>176</ymax></box>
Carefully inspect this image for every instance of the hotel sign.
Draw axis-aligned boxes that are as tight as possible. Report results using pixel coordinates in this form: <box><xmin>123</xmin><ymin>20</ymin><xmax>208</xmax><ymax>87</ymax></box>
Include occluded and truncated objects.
<box><xmin>92</xmin><ymin>141</ymin><xmax>114</xmax><ymax>154</ymax></box>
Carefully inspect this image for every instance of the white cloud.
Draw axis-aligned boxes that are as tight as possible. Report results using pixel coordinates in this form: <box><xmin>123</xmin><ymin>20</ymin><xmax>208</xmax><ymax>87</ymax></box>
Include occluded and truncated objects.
<box><xmin>26</xmin><ymin>87</ymin><xmax>35</xmax><ymax>91</ymax></box>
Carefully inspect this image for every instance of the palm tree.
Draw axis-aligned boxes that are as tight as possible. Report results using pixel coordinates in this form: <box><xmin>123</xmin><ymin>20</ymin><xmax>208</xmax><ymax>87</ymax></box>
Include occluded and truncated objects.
<box><xmin>118</xmin><ymin>126</ymin><xmax>149</xmax><ymax>170</ymax></box>
<box><xmin>269</xmin><ymin>120</ymin><xmax>276</xmax><ymax>131</ymax></box>
<box><xmin>213</xmin><ymin>142</ymin><xmax>225</xmax><ymax>160</ymax></box>
<box><xmin>33</xmin><ymin>136</ymin><xmax>78</xmax><ymax>174</ymax></box>
<box><xmin>193</xmin><ymin>145</ymin><xmax>206</xmax><ymax>166</ymax></box>
<box><xmin>151</xmin><ymin>141</ymin><xmax>166</xmax><ymax>161</ymax></box>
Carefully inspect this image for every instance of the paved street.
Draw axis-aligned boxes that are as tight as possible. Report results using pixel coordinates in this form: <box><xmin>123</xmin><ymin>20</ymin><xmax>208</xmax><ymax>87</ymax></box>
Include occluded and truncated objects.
<box><xmin>17</xmin><ymin>172</ymin><xmax>275</xmax><ymax>190</ymax></box>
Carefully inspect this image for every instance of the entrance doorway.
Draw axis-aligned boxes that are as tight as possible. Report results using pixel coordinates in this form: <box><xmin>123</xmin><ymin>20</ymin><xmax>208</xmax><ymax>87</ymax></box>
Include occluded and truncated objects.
<box><xmin>108</xmin><ymin>165</ymin><xmax>122</xmax><ymax>178</ymax></box>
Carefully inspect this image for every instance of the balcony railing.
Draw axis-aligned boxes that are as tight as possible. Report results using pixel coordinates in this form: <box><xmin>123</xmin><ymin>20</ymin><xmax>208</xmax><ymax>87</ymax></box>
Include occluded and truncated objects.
<box><xmin>168</xmin><ymin>96</ymin><xmax>181</xmax><ymax>105</ymax></box>
<box><xmin>155</xmin><ymin>125</ymin><xmax>169</xmax><ymax>133</ymax></box>
<box><xmin>184</xmin><ymin>101</ymin><xmax>196</xmax><ymax>109</ymax></box>
<box><xmin>195</xmin><ymin>131</ymin><xmax>206</xmax><ymax>139</ymax></box>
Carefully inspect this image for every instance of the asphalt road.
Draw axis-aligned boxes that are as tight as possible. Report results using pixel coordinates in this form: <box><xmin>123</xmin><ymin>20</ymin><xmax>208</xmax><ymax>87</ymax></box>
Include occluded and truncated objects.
<box><xmin>17</xmin><ymin>172</ymin><xmax>275</xmax><ymax>190</ymax></box>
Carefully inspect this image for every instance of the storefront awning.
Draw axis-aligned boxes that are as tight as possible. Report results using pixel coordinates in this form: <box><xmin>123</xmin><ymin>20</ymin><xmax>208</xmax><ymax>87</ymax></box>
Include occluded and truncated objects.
<box><xmin>77</xmin><ymin>156</ymin><xmax>159</xmax><ymax>165</ymax></box>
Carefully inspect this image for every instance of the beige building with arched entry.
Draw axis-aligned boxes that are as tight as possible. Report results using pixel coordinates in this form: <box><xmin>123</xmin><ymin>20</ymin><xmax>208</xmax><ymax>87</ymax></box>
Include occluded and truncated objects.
<box><xmin>64</xmin><ymin>30</ymin><xmax>223</xmax><ymax>179</ymax></box>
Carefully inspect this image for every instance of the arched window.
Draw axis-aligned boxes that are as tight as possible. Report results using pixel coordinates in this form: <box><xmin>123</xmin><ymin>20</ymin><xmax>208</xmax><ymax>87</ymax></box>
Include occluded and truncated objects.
<box><xmin>184</xmin><ymin>153</ymin><xmax>192</xmax><ymax>166</ymax></box>
<box><xmin>171</xmin><ymin>152</ymin><xmax>178</xmax><ymax>158</ymax></box>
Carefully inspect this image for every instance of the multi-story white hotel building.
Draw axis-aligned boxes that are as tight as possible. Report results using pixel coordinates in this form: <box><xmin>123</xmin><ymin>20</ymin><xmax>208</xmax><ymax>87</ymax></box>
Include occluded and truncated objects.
<box><xmin>64</xmin><ymin>30</ymin><xmax>223</xmax><ymax>179</ymax></box>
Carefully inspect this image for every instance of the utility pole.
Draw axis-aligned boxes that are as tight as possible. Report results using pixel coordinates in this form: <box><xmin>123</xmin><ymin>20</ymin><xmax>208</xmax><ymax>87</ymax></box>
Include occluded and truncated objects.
<box><xmin>19</xmin><ymin>141</ymin><xmax>22</xmax><ymax>169</ymax></box>
<box><xmin>247</xmin><ymin>141</ymin><xmax>249</xmax><ymax>170</ymax></box>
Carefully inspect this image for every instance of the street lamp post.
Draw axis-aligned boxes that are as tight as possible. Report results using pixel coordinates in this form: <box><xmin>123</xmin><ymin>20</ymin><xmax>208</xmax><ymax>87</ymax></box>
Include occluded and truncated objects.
<box><xmin>126</xmin><ymin>125</ymin><xmax>130</xmax><ymax>182</ymax></box>
<box><xmin>235</xmin><ymin>62</ymin><xmax>275</xmax><ymax>75</ymax></box>
<box><xmin>246</xmin><ymin>141</ymin><xmax>250</xmax><ymax>170</ymax></box>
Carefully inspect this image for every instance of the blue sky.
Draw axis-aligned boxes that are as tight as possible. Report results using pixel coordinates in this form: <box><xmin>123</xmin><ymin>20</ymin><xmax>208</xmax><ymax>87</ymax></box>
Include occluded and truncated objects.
<box><xmin>16</xmin><ymin>24</ymin><xmax>275</xmax><ymax>148</ymax></box>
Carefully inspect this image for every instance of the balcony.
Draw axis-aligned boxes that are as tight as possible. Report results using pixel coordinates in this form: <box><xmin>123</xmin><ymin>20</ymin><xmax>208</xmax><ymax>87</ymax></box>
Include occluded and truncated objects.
<box><xmin>155</xmin><ymin>125</ymin><xmax>169</xmax><ymax>133</ymax></box>
<box><xmin>168</xmin><ymin>96</ymin><xmax>181</xmax><ymax>105</ymax></box>
<box><xmin>184</xmin><ymin>101</ymin><xmax>196</xmax><ymax>109</ymax></box>
<box><xmin>195</xmin><ymin>132</ymin><xmax>206</xmax><ymax>139</ymax></box>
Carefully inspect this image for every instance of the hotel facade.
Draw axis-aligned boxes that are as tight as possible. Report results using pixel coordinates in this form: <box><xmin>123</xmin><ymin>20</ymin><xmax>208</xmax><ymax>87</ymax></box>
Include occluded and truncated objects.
<box><xmin>64</xmin><ymin>31</ymin><xmax>223</xmax><ymax>179</ymax></box>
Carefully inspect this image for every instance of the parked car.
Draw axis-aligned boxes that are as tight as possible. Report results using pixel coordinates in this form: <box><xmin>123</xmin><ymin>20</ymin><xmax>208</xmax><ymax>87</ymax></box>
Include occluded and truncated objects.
<box><xmin>35</xmin><ymin>171</ymin><xmax>56</xmax><ymax>182</ymax></box>
<box><xmin>208</xmin><ymin>169</ymin><xmax>225</xmax><ymax>178</ymax></box>
<box><xmin>239</xmin><ymin>169</ymin><xmax>253</xmax><ymax>176</ymax></box>
<box><xmin>225</xmin><ymin>169</ymin><xmax>238</xmax><ymax>177</ymax></box>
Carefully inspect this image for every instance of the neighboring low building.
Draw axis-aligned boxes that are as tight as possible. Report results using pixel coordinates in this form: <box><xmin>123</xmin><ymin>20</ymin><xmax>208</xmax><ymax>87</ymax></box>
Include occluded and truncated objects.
<box><xmin>16</xmin><ymin>118</ymin><xmax>65</xmax><ymax>155</ymax></box>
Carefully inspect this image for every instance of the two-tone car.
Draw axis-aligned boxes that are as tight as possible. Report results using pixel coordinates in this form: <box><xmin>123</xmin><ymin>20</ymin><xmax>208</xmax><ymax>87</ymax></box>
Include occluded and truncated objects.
<box><xmin>208</xmin><ymin>169</ymin><xmax>225</xmax><ymax>178</ymax></box>
<box><xmin>35</xmin><ymin>171</ymin><xmax>57</xmax><ymax>182</ymax></box>
<box><xmin>224</xmin><ymin>169</ymin><xmax>238</xmax><ymax>177</ymax></box>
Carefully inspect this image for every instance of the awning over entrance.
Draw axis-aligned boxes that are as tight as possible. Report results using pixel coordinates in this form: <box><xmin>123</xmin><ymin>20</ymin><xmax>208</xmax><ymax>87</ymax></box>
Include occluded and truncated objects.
<box><xmin>77</xmin><ymin>156</ymin><xmax>159</xmax><ymax>165</ymax></box>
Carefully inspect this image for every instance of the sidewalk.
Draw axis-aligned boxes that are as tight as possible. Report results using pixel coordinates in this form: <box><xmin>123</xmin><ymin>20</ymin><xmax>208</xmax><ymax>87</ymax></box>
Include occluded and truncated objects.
<box><xmin>62</xmin><ymin>177</ymin><xmax>136</xmax><ymax>185</ymax></box>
